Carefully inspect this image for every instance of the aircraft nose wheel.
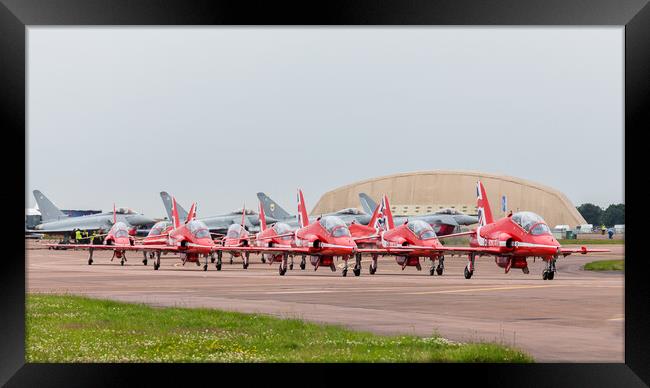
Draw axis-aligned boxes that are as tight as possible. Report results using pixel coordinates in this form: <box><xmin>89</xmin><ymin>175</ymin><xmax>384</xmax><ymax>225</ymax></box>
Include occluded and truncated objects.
<box><xmin>210</xmin><ymin>254</ymin><xmax>215</xmax><ymax>264</ymax></box>
<box><xmin>300</xmin><ymin>257</ymin><xmax>306</xmax><ymax>270</ymax></box>
<box><xmin>143</xmin><ymin>258</ymin><xmax>148</xmax><ymax>266</ymax></box>
<box><xmin>203</xmin><ymin>264</ymin><xmax>208</xmax><ymax>271</ymax></box>
<box><xmin>429</xmin><ymin>267</ymin><xmax>435</xmax><ymax>276</ymax></box>
<box><xmin>88</xmin><ymin>258</ymin><xmax>93</xmax><ymax>265</ymax></box>
<box><xmin>464</xmin><ymin>266</ymin><xmax>473</xmax><ymax>279</ymax></box>
<box><xmin>120</xmin><ymin>260</ymin><xmax>125</xmax><ymax>266</ymax></box>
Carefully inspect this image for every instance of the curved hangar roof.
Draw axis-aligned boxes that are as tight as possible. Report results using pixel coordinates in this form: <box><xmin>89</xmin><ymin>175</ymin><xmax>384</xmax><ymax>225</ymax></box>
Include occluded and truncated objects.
<box><xmin>311</xmin><ymin>170</ymin><xmax>586</xmax><ymax>228</ymax></box>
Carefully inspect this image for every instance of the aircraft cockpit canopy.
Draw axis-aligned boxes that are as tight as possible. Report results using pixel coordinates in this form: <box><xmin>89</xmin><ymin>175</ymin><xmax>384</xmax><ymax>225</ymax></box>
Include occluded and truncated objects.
<box><xmin>187</xmin><ymin>220</ymin><xmax>210</xmax><ymax>238</ymax></box>
<box><xmin>226</xmin><ymin>223</ymin><xmax>244</xmax><ymax>238</ymax></box>
<box><xmin>115</xmin><ymin>207</ymin><xmax>136</xmax><ymax>215</ymax></box>
<box><xmin>511</xmin><ymin>212</ymin><xmax>551</xmax><ymax>235</ymax></box>
<box><xmin>112</xmin><ymin>222</ymin><xmax>130</xmax><ymax>238</ymax></box>
<box><xmin>407</xmin><ymin>220</ymin><xmax>437</xmax><ymax>240</ymax></box>
<box><xmin>434</xmin><ymin>208</ymin><xmax>465</xmax><ymax>215</ymax></box>
<box><xmin>335</xmin><ymin>208</ymin><xmax>365</xmax><ymax>215</ymax></box>
<box><xmin>319</xmin><ymin>216</ymin><xmax>351</xmax><ymax>237</ymax></box>
<box><xmin>149</xmin><ymin>221</ymin><xmax>171</xmax><ymax>236</ymax></box>
<box><xmin>231</xmin><ymin>208</ymin><xmax>258</xmax><ymax>215</ymax></box>
<box><xmin>272</xmin><ymin>223</ymin><xmax>293</xmax><ymax>240</ymax></box>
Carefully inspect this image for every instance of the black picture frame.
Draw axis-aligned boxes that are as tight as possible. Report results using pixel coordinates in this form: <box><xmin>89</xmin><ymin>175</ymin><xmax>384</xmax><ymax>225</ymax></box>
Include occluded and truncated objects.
<box><xmin>2</xmin><ymin>0</ymin><xmax>647</xmax><ymax>386</ymax></box>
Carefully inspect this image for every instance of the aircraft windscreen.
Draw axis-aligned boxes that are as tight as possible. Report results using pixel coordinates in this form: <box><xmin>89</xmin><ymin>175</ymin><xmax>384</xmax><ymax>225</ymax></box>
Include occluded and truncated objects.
<box><xmin>319</xmin><ymin>216</ymin><xmax>351</xmax><ymax>237</ymax></box>
<box><xmin>273</xmin><ymin>222</ymin><xmax>291</xmax><ymax>240</ymax></box>
<box><xmin>149</xmin><ymin>221</ymin><xmax>171</xmax><ymax>236</ymax></box>
<box><xmin>530</xmin><ymin>223</ymin><xmax>552</xmax><ymax>236</ymax></box>
<box><xmin>115</xmin><ymin>207</ymin><xmax>136</xmax><ymax>215</ymax></box>
<box><xmin>187</xmin><ymin>220</ymin><xmax>210</xmax><ymax>238</ymax></box>
<box><xmin>434</xmin><ymin>208</ymin><xmax>464</xmax><ymax>215</ymax></box>
<box><xmin>407</xmin><ymin>220</ymin><xmax>437</xmax><ymax>240</ymax></box>
<box><xmin>512</xmin><ymin>212</ymin><xmax>547</xmax><ymax>233</ymax></box>
<box><xmin>226</xmin><ymin>224</ymin><xmax>242</xmax><ymax>238</ymax></box>
<box><xmin>335</xmin><ymin>208</ymin><xmax>364</xmax><ymax>215</ymax></box>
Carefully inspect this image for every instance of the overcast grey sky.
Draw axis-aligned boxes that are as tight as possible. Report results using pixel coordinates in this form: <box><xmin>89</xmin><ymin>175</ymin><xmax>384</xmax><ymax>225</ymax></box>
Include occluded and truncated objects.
<box><xmin>27</xmin><ymin>27</ymin><xmax>623</xmax><ymax>218</ymax></box>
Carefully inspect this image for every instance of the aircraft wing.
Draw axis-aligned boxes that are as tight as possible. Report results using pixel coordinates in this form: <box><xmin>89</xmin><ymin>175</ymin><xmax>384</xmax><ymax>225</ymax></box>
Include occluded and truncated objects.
<box><xmin>356</xmin><ymin>246</ymin><xmax>502</xmax><ymax>255</ymax></box>
<box><xmin>559</xmin><ymin>246</ymin><xmax>611</xmax><ymax>257</ymax></box>
<box><xmin>45</xmin><ymin>243</ymin><xmax>181</xmax><ymax>252</ymax></box>
<box><xmin>187</xmin><ymin>243</ymin><xmax>312</xmax><ymax>255</ymax></box>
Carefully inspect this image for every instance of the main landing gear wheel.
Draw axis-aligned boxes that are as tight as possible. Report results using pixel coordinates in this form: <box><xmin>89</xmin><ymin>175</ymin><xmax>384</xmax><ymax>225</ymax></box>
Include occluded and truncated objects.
<box><xmin>120</xmin><ymin>260</ymin><xmax>125</xmax><ymax>266</ymax></box>
<box><xmin>203</xmin><ymin>263</ymin><xmax>208</xmax><ymax>271</ymax></box>
<box><xmin>464</xmin><ymin>266</ymin><xmax>473</xmax><ymax>279</ymax></box>
<box><xmin>330</xmin><ymin>263</ymin><xmax>336</xmax><ymax>272</ymax></box>
<box><xmin>369</xmin><ymin>266</ymin><xmax>376</xmax><ymax>275</ymax></box>
<box><xmin>88</xmin><ymin>258</ymin><xmax>93</xmax><ymax>265</ymax></box>
<box><xmin>436</xmin><ymin>266</ymin><xmax>443</xmax><ymax>276</ymax></box>
<box><xmin>300</xmin><ymin>259</ymin><xmax>306</xmax><ymax>270</ymax></box>
<box><xmin>143</xmin><ymin>258</ymin><xmax>148</xmax><ymax>266</ymax></box>
<box><xmin>353</xmin><ymin>267</ymin><xmax>361</xmax><ymax>277</ymax></box>
<box><xmin>548</xmin><ymin>271</ymin><xmax>555</xmax><ymax>280</ymax></box>
<box><xmin>153</xmin><ymin>262</ymin><xmax>160</xmax><ymax>270</ymax></box>
<box><xmin>279</xmin><ymin>265</ymin><xmax>287</xmax><ymax>276</ymax></box>
<box><xmin>261</xmin><ymin>257</ymin><xmax>266</xmax><ymax>264</ymax></box>
<box><xmin>210</xmin><ymin>254</ymin><xmax>215</xmax><ymax>264</ymax></box>
<box><xmin>289</xmin><ymin>263</ymin><xmax>294</xmax><ymax>270</ymax></box>
<box><xmin>216</xmin><ymin>262</ymin><xmax>222</xmax><ymax>271</ymax></box>
<box><xmin>542</xmin><ymin>270</ymin><xmax>548</xmax><ymax>280</ymax></box>
<box><xmin>429</xmin><ymin>267</ymin><xmax>435</xmax><ymax>276</ymax></box>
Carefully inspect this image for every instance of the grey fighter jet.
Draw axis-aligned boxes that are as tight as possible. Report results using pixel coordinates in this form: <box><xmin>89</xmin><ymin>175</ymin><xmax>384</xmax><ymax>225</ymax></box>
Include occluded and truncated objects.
<box><xmin>160</xmin><ymin>191</ymin><xmax>263</xmax><ymax>234</ymax></box>
<box><xmin>358</xmin><ymin>192</ymin><xmax>478</xmax><ymax>235</ymax></box>
<box><xmin>31</xmin><ymin>190</ymin><xmax>155</xmax><ymax>234</ymax></box>
<box><xmin>256</xmin><ymin>192</ymin><xmax>372</xmax><ymax>229</ymax></box>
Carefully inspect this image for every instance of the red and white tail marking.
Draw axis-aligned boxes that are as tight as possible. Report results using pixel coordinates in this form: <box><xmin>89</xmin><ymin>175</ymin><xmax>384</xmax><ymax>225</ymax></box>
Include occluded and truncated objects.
<box><xmin>171</xmin><ymin>196</ymin><xmax>181</xmax><ymax>229</ymax></box>
<box><xmin>185</xmin><ymin>203</ymin><xmax>197</xmax><ymax>224</ymax></box>
<box><xmin>258</xmin><ymin>199</ymin><xmax>267</xmax><ymax>232</ymax></box>
<box><xmin>240</xmin><ymin>203</ymin><xmax>247</xmax><ymax>233</ymax></box>
<box><xmin>381</xmin><ymin>195</ymin><xmax>395</xmax><ymax>231</ymax></box>
<box><xmin>476</xmin><ymin>181</ymin><xmax>494</xmax><ymax>227</ymax></box>
<box><xmin>296</xmin><ymin>189</ymin><xmax>309</xmax><ymax>228</ymax></box>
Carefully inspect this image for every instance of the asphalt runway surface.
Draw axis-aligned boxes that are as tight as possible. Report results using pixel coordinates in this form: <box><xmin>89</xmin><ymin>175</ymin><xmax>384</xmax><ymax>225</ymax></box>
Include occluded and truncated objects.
<box><xmin>27</xmin><ymin>241</ymin><xmax>624</xmax><ymax>362</ymax></box>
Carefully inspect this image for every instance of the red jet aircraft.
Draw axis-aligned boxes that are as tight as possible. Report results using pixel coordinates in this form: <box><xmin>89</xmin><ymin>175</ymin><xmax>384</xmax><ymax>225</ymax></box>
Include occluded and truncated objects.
<box><xmin>47</xmin><ymin>205</ymin><xmax>137</xmax><ymax>266</ymax></box>
<box><xmin>222</xmin><ymin>189</ymin><xmax>359</xmax><ymax>276</ymax></box>
<box><xmin>453</xmin><ymin>181</ymin><xmax>610</xmax><ymax>280</ymax></box>
<box><xmin>356</xmin><ymin>195</ymin><xmax>496</xmax><ymax>276</ymax></box>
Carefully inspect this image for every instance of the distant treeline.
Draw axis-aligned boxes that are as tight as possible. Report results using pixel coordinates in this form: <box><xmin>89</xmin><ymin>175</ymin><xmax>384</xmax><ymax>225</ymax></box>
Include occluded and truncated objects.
<box><xmin>576</xmin><ymin>203</ymin><xmax>624</xmax><ymax>227</ymax></box>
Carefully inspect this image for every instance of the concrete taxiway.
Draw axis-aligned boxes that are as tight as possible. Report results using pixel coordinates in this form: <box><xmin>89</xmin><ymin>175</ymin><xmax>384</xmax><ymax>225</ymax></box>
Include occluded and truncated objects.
<box><xmin>26</xmin><ymin>241</ymin><xmax>624</xmax><ymax>362</ymax></box>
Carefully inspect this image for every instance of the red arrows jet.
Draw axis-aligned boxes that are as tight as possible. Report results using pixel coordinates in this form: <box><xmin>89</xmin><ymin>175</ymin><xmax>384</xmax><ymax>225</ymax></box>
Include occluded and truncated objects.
<box><xmin>223</xmin><ymin>189</ymin><xmax>359</xmax><ymax>276</ymax></box>
<box><xmin>455</xmin><ymin>181</ymin><xmax>609</xmax><ymax>280</ymax></box>
<box><xmin>356</xmin><ymin>195</ymin><xmax>494</xmax><ymax>276</ymax></box>
<box><xmin>216</xmin><ymin>205</ymin><xmax>254</xmax><ymax>269</ymax></box>
<box><xmin>47</xmin><ymin>204</ymin><xmax>137</xmax><ymax>266</ymax></box>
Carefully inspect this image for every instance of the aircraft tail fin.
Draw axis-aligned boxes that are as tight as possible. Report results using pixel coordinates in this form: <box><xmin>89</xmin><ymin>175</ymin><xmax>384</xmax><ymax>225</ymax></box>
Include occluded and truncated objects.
<box><xmin>240</xmin><ymin>203</ymin><xmax>247</xmax><ymax>230</ymax></box>
<box><xmin>185</xmin><ymin>203</ymin><xmax>197</xmax><ymax>224</ymax></box>
<box><xmin>160</xmin><ymin>191</ymin><xmax>189</xmax><ymax>222</ymax></box>
<box><xmin>256</xmin><ymin>192</ymin><xmax>292</xmax><ymax>220</ymax></box>
<box><xmin>258</xmin><ymin>199</ymin><xmax>267</xmax><ymax>232</ymax></box>
<box><xmin>33</xmin><ymin>190</ymin><xmax>67</xmax><ymax>222</ymax></box>
<box><xmin>358</xmin><ymin>193</ymin><xmax>378</xmax><ymax>215</ymax></box>
<box><xmin>367</xmin><ymin>195</ymin><xmax>384</xmax><ymax>231</ymax></box>
<box><xmin>296</xmin><ymin>189</ymin><xmax>309</xmax><ymax>228</ymax></box>
<box><xmin>476</xmin><ymin>181</ymin><xmax>494</xmax><ymax>227</ymax></box>
<box><xmin>381</xmin><ymin>195</ymin><xmax>395</xmax><ymax>231</ymax></box>
<box><xmin>171</xmin><ymin>196</ymin><xmax>181</xmax><ymax>229</ymax></box>
<box><xmin>113</xmin><ymin>203</ymin><xmax>116</xmax><ymax>224</ymax></box>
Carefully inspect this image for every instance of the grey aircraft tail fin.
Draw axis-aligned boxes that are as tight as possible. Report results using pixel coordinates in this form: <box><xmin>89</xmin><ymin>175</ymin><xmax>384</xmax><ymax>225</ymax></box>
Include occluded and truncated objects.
<box><xmin>33</xmin><ymin>190</ymin><xmax>67</xmax><ymax>222</ymax></box>
<box><xmin>358</xmin><ymin>193</ymin><xmax>378</xmax><ymax>215</ymax></box>
<box><xmin>256</xmin><ymin>192</ymin><xmax>292</xmax><ymax>220</ymax></box>
<box><xmin>160</xmin><ymin>191</ymin><xmax>189</xmax><ymax>222</ymax></box>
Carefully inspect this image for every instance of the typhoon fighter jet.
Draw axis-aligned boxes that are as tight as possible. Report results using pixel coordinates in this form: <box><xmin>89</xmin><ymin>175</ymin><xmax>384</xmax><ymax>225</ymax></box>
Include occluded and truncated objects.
<box><xmin>31</xmin><ymin>190</ymin><xmax>155</xmax><ymax>235</ymax></box>
<box><xmin>358</xmin><ymin>192</ymin><xmax>478</xmax><ymax>236</ymax></box>
<box><xmin>256</xmin><ymin>192</ymin><xmax>372</xmax><ymax>228</ymax></box>
<box><xmin>160</xmin><ymin>191</ymin><xmax>262</xmax><ymax>234</ymax></box>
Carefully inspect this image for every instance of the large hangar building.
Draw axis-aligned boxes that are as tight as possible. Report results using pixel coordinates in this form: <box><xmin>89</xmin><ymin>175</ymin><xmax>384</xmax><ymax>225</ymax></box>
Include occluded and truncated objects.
<box><xmin>311</xmin><ymin>170</ymin><xmax>586</xmax><ymax>228</ymax></box>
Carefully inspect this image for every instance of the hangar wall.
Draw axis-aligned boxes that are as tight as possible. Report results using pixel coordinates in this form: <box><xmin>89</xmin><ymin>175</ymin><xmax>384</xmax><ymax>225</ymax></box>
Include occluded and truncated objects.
<box><xmin>311</xmin><ymin>170</ymin><xmax>587</xmax><ymax>228</ymax></box>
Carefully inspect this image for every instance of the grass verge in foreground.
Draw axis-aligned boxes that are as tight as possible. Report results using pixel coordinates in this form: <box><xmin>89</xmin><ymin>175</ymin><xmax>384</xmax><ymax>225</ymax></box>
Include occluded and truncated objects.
<box><xmin>26</xmin><ymin>294</ymin><xmax>532</xmax><ymax>363</ymax></box>
<box><xmin>583</xmin><ymin>259</ymin><xmax>624</xmax><ymax>271</ymax></box>
<box><xmin>557</xmin><ymin>239</ymin><xmax>624</xmax><ymax>245</ymax></box>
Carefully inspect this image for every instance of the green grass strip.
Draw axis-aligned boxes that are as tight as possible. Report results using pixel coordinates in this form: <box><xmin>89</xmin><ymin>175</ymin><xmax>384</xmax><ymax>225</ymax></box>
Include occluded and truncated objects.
<box><xmin>583</xmin><ymin>260</ymin><xmax>624</xmax><ymax>272</ymax></box>
<box><xmin>26</xmin><ymin>294</ymin><xmax>532</xmax><ymax>363</ymax></box>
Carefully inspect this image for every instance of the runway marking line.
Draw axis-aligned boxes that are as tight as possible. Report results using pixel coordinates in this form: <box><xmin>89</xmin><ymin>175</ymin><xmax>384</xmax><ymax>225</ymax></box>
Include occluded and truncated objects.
<box><xmin>404</xmin><ymin>284</ymin><xmax>566</xmax><ymax>295</ymax></box>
